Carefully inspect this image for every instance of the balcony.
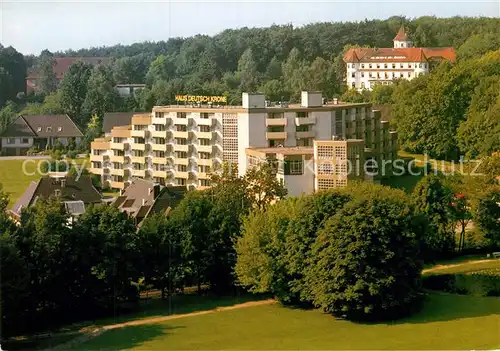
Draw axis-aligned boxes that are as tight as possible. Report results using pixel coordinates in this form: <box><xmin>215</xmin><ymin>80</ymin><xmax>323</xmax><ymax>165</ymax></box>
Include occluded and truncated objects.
<box><xmin>151</xmin><ymin>130</ymin><xmax>167</xmax><ymax>138</ymax></box>
<box><xmin>176</xmin><ymin>158</ymin><xmax>189</xmax><ymax>166</ymax></box>
<box><xmin>173</xmin><ymin>118</ymin><xmax>189</xmax><ymax>126</ymax></box>
<box><xmin>110</xmin><ymin>168</ymin><xmax>125</xmax><ymax>176</ymax></box>
<box><xmin>173</xmin><ymin>144</ymin><xmax>189</xmax><ymax>152</ymax></box>
<box><xmin>152</xmin><ymin>157</ymin><xmax>167</xmax><ymax>165</ymax></box>
<box><xmin>197</xmin><ymin>159</ymin><xmax>213</xmax><ymax>167</ymax></box>
<box><xmin>196</xmin><ymin>118</ymin><xmax>212</xmax><ymax>126</ymax></box>
<box><xmin>151</xmin><ymin>143</ymin><xmax>168</xmax><ymax>152</ymax></box>
<box><xmin>295</xmin><ymin>116</ymin><xmax>316</xmax><ymax>125</ymax></box>
<box><xmin>197</xmin><ymin>145</ymin><xmax>212</xmax><ymax>153</ymax></box>
<box><xmin>175</xmin><ymin>171</ymin><xmax>189</xmax><ymax>179</ymax></box>
<box><xmin>152</xmin><ymin>170</ymin><xmax>167</xmax><ymax>178</ymax></box>
<box><xmin>198</xmin><ymin>172</ymin><xmax>210</xmax><ymax>180</ymax></box>
<box><xmin>195</xmin><ymin>131</ymin><xmax>212</xmax><ymax>139</ymax></box>
<box><xmin>131</xmin><ymin>143</ymin><xmax>146</xmax><ymax>151</ymax></box>
<box><xmin>132</xmin><ymin>169</ymin><xmax>146</xmax><ymax>178</ymax></box>
<box><xmin>152</xmin><ymin>117</ymin><xmax>167</xmax><ymax>125</ymax></box>
<box><xmin>266</xmin><ymin>132</ymin><xmax>288</xmax><ymax>140</ymax></box>
<box><xmin>89</xmin><ymin>167</ymin><xmax>103</xmax><ymax>175</ymax></box>
<box><xmin>109</xmin><ymin>155</ymin><xmax>124</xmax><ymax>163</ymax></box>
<box><xmin>172</xmin><ymin>131</ymin><xmax>189</xmax><ymax>139</ymax></box>
<box><xmin>90</xmin><ymin>154</ymin><xmax>105</xmax><ymax>162</ymax></box>
<box><xmin>130</xmin><ymin>156</ymin><xmax>145</xmax><ymax>164</ymax></box>
<box><xmin>296</xmin><ymin>130</ymin><xmax>315</xmax><ymax>139</ymax></box>
<box><xmin>131</xmin><ymin>129</ymin><xmax>148</xmax><ymax>138</ymax></box>
<box><xmin>266</xmin><ymin>118</ymin><xmax>287</xmax><ymax>127</ymax></box>
<box><xmin>110</xmin><ymin>142</ymin><xmax>126</xmax><ymax>150</ymax></box>
<box><xmin>109</xmin><ymin>181</ymin><xmax>126</xmax><ymax>190</ymax></box>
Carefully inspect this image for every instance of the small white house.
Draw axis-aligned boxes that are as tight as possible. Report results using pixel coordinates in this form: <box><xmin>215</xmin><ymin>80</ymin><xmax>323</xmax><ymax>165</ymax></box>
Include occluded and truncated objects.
<box><xmin>115</xmin><ymin>84</ymin><xmax>146</xmax><ymax>98</ymax></box>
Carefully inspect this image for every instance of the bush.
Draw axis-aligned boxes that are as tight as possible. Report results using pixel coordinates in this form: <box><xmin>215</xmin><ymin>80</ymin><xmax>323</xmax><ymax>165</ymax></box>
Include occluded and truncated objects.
<box><xmin>66</xmin><ymin>150</ymin><xmax>78</xmax><ymax>159</ymax></box>
<box><xmin>306</xmin><ymin>188</ymin><xmax>424</xmax><ymax>321</ymax></box>
<box><xmin>26</xmin><ymin>146</ymin><xmax>39</xmax><ymax>156</ymax></box>
<box><xmin>423</xmin><ymin>269</ymin><xmax>500</xmax><ymax>296</ymax></box>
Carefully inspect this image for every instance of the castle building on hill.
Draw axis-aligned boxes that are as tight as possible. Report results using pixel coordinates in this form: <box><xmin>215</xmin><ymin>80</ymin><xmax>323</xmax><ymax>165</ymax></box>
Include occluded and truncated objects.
<box><xmin>343</xmin><ymin>26</ymin><xmax>456</xmax><ymax>91</ymax></box>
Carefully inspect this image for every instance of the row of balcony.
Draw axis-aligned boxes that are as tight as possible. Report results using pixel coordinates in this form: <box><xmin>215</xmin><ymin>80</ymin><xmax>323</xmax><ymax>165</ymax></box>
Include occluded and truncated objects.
<box><xmin>93</xmin><ymin>167</ymin><xmax>211</xmax><ymax>181</ymax></box>
<box><xmin>266</xmin><ymin>130</ymin><xmax>316</xmax><ymax>140</ymax></box>
<box><xmin>150</xmin><ymin>116</ymin><xmax>214</xmax><ymax>126</ymax></box>
<box><xmin>266</xmin><ymin>116</ymin><xmax>316</xmax><ymax>127</ymax></box>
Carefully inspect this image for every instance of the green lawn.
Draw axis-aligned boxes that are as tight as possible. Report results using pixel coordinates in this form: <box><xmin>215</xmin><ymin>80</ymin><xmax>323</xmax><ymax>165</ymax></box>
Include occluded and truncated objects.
<box><xmin>0</xmin><ymin>158</ymin><xmax>92</xmax><ymax>207</ymax></box>
<box><xmin>381</xmin><ymin>172</ymin><xmax>424</xmax><ymax>193</ymax></box>
<box><xmin>0</xmin><ymin>160</ymin><xmax>42</xmax><ymax>207</ymax></box>
<box><xmin>72</xmin><ymin>293</ymin><xmax>500</xmax><ymax>350</ymax></box>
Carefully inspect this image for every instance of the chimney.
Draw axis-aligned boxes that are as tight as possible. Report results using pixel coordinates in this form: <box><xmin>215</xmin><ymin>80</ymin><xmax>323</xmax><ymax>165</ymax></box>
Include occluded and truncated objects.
<box><xmin>61</xmin><ymin>178</ymin><xmax>66</xmax><ymax>188</ymax></box>
<box><xmin>142</xmin><ymin>199</ymin><xmax>146</xmax><ymax>206</ymax></box>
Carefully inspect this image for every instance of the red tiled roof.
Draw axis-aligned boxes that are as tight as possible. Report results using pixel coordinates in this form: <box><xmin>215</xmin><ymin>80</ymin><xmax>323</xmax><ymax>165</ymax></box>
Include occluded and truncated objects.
<box><xmin>343</xmin><ymin>47</ymin><xmax>455</xmax><ymax>63</ymax></box>
<box><xmin>393</xmin><ymin>26</ymin><xmax>408</xmax><ymax>41</ymax></box>
<box><xmin>27</xmin><ymin>57</ymin><xmax>110</xmax><ymax>80</ymax></box>
<box><xmin>422</xmin><ymin>48</ymin><xmax>456</xmax><ymax>62</ymax></box>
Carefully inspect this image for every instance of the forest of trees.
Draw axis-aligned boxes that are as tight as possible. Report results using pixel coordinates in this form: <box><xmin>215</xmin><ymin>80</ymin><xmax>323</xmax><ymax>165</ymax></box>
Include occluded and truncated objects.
<box><xmin>0</xmin><ymin>16</ymin><xmax>499</xmax><ymax>156</ymax></box>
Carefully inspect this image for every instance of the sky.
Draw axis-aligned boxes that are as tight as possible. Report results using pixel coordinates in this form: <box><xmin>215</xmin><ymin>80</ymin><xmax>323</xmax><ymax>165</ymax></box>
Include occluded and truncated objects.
<box><xmin>1</xmin><ymin>0</ymin><xmax>499</xmax><ymax>55</ymax></box>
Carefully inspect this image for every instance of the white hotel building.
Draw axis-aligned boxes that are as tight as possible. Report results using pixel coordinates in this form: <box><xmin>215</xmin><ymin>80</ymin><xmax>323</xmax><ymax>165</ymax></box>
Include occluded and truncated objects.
<box><xmin>90</xmin><ymin>92</ymin><xmax>397</xmax><ymax>197</ymax></box>
<box><xmin>344</xmin><ymin>26</ymin><xmax>456</xmax><ymax>91</ymax></box>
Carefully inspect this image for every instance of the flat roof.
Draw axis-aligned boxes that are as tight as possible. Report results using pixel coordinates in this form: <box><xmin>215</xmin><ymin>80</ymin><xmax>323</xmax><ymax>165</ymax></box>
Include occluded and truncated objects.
<box><xmin>152</xmin><ymin>101</ymin><xmax>370</xmax><ymax>113</ymax></box>
<box><xmin>246</xmin><ymin>147</ymin><xmax>314</xmax><ymax>156</ymax></box>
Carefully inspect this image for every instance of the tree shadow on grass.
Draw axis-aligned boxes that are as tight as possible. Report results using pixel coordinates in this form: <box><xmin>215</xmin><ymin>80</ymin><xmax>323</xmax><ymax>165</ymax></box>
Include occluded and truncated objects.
<box><xmin>75</xmin><ymin>324</ymin><xmax>184</xmax><ymax>351</ymax></box>
<box><xmin>384</xmin><ymin>292</ymin><xmax>500</xmax><ymax>325</ymax></box>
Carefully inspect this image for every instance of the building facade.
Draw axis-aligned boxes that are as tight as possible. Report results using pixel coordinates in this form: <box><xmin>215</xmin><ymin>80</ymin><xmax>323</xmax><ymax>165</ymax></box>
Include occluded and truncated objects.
<box><xmin>90</xmin><ymin>91</ymin><xmax>397</xmax><ymax>194</ymax></box>
<box><xmin>0</xmin><ymin>114</ymin><xmax>83</xmax><ymax>156</ymax></box>
<box><xmin>344</xmin><ymin>26</ymin><xmax>456</xmax><ymax>91</ymax></box>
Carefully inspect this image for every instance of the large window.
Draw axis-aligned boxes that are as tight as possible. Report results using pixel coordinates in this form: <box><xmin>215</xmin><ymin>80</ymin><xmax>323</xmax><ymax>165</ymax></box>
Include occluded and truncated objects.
<box><xmin>6</xmin><ymin>138</ymin><xmax>15</xmax><ymax>144</ymax></box>
<box><xmin>287</xmin><ymin>160</ymin><xmax>303</xmax><ymax>175</ymax></box>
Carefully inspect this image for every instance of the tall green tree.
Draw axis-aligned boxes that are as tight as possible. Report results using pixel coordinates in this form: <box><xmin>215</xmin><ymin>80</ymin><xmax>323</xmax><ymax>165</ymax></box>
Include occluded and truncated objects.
<box><xmin>38</xmin><ymin>56</ymin><xmax>58</xmax><ymax>94</ymax></box>
<box><xmin>145</xmin><ymin>55</ymin><xmax>176</xmax><ymax>86</ymax></box>
<box><xmin>237</xmin><ymin>48</ymin><xmax>259</xmax><ymax>93</ymax></box>
<box><xmin>307</xmin><ymin>188</ymin><xmax>423</xmax><ymax>321</ymax></box>
<box><xmin>0</xmin><ymin>46</ymin><xmax>27</xmax><ymax>104</ymax></box>
<box><xmin>413</xmin><ymin>174</ymin><xmax>456</xmax><ymax>260</ymax></box>
<box><xmin>244</xmin><ymin>162</ymin><xmax>288</xmax><ymax>210</ymax></box>
<box><xmin>60</xmin><ymin>61</ymin><xmax>92</xmax><ymax>126</ymax></box>
<box><xmin>282</xmin><ymin>48</ymin><xmax>306</xmax><ymax>100</ymax></box>
<box><xmin>137</xmin><ymin>213</ymin><xmax>184</xmax><ymax>299</ymax></box>
<box><xmin>83</xmin><ymin>65</ymin><xmax>120</xmax><ymax>118</ymax></box>
<box><xmin>475</xmin><ymin>189</ymin><xmax>500</xmax><ymax>250</ymax></box>
<box><xmin>169</xmin><ymin>190</ymin><xmax>214</xmax><ymax>293</ymax></box>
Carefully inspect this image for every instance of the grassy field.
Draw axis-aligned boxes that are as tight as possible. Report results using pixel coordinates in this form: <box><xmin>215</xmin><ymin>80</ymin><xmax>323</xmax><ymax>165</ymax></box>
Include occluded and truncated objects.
<box><xmin>72</xmin><ymin>293</ymin><xmax>500</xmax><ymax>350</ymax></box>
<box><xmin>0</xmin><ymin>160</ymin><xmax>41</xmax><ymax>207</ymax></box>
<box><xmin>0</xmin><ymin>158</ymin><xmax>91</xmax><ymax>207</ymax></box>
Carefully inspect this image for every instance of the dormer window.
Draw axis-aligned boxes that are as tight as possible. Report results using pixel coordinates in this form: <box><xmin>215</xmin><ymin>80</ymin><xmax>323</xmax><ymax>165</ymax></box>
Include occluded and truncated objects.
<box><xmin>37</xmin><ymin>127</ymin><xmax>42</xmax><ymax>132</ymax></box>
<box><xmin>46</xmin><ymin>127</ymin><xmax>52</xmax><ymax>132</ymax></box>
<box><xmin>58</xmin><ymin>127</ymin><xmax>62</xmax><ymax>132</ymax></box>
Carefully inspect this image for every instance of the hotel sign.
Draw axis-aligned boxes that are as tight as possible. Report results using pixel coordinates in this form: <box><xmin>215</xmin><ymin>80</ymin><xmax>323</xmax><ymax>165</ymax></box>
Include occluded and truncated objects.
<box><xmin>175</xmin><ymin>94</ymin><xmax>227</xmax><ymax>103</ymax></box>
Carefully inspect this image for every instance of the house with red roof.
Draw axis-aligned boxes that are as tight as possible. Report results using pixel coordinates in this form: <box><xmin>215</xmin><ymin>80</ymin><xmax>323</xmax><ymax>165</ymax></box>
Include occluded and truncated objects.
<box><xmin>343</xmin><ymin>26</ymin><xmax>456</xmax><ymax>91</ymax></box>
<box><xmin>26</xmin><ymin>57</ymin><xmax>109</xmax><ymax>93</ymax></box>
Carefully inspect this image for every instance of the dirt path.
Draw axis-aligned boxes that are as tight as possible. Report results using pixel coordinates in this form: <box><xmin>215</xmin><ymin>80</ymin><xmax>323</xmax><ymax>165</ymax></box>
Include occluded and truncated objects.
<box><xmin>47</xmin><ymin>299</ymin><xmax>276</xmax><ymax>350</ymax></box>
<box><xmin>422</xmin><ymin>259</ymin><xmax>499</xmax><ymax>274</ymax></box>
<box><xmin>103</xmin><ymin>299</ymin><xmax>276</xmax><ymax>330</ymax></box>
